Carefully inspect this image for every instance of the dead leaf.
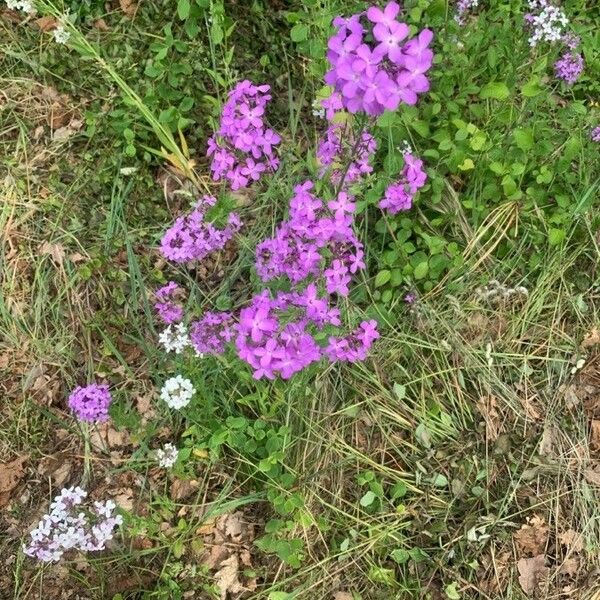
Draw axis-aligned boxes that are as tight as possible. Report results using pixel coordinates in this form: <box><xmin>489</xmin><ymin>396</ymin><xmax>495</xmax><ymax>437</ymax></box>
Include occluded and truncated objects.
<box><xmin>559</xmin><ymin>557</ymin><xmax>580</xmax><ymax>577</ymax></box>
<box><xmin>539</xmin><ymin>425</ymin><xmax>558</xmax><ymax>457</ymax></box>
<box><xmin>514</xmin><ymin>516</ymin><xmax>549</xmax><ymax>557</ymax></box>
<box><xmin>52</xmin><ymin>119</ymin><xmax>83</xmax><ymax>141</ymax></box>
<box><xmin>39</xmin><ymin>241</ymin><xmax>66</xmax><ymax>266</ymax></box>
<box><xmin>559</xmin><ymin>529</ymin><xmax>584</xmax><ymax>553</ymax></box>
<box><xmin>477</xmin><ymin>395</ymin><xmax>502</xmax><ymax>441</ymax></box>
<box><xmin>0</xmin><ymin>455</ymin><xmax>28</xmax><ymax>507</ymax></box>
<box><xmin>113</xmin><ymin>488</ymin><xmax>134</xmax><ymax>511</ymax></box>
<box><xmin>35</xmin><ymin>16</ymin><xmax>58</xmax><ymax>31</ymax></box>
<box><xmin>119</xmin><ymin>0</ymin><xmax>137</xmax><ymax>17</ymax></box>
<box><xmin>333</xmin><ymin>593</ymin><xmax>353</xmax><ymax>600</ymax></box>
<box><xmin>90</xmin><ymin>421</ymin><xmax>131</xmax><ymax>450</ymax></box>
<box><xmin>517</xmin><ymin>555</ymin><xmax>549</xmax><ymax>596</ymax></box>
<box><xmin>37</xmin><ymin>454</ymin><xmax>73</xmax><ymax>487</ymax></box>
<box><xmin>214</xmin><ymin>554</ymin><xmax>245</xmax><ymax>600</ymax></box>
<box><xmin>93</xmin><ymin>18</ymin><xmax>109</xmax><ymax>30</ymax></box>
<box><xmin>590</xmin><ymin>420</ymin><xmax>600</xmax><ymax>452</ymax></box>
<box><xmin>582</xmin><ymin>328</ymin><xmax>600</xmax><ymax>348</ymax></box>
<box><xmin>583</xmin><ymin>468</ymin><xmax>600</xmax><ymax>486</ymax></box>
<box><xmin>170</xmin><ymin>478</ymin><xmax>199</xmax><ymax>501</ymax></box>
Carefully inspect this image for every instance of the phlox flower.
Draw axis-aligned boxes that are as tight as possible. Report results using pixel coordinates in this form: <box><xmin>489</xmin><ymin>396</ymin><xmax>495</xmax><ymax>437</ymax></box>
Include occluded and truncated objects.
<box><xmin>156</xmin><ymin>443</ymin><xmax>179</xmax><ymax>468</ymax></box>
<box><xmin>158</xmin><ymin>322</ymin><xmax>190</xmax><ymax>354</ymax></box>
<box><xmin>554</xmin><ymin>51</ymin><xmax>584</xmax><ymax>84</ymax></box>
<box><xmin>591</xmin><ymin>126</ymin><xmax>600</xmax><ymax>143</ymax></box>
<box><xmin>68</xmin><ymin>384</ymin><xmax>112</xmax><ymax>423</ymax></box>
<box><xmin>160</xmin><ymin>375</ymin><xmax>196</xmax><ymax>409</ymax></box>
<box><xmin>379</xmin><ymin>152</ymin><xmax>427</xmax><ymax>214</ymax></box>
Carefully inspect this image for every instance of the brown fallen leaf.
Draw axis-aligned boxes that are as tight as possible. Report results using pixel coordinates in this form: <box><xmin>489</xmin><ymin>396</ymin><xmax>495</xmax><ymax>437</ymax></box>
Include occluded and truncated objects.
<box><xmin>37</xmin><ymin>454</ymin><xmax>73</xmax><ymax>487</ymax></box>
<box><xmin>119</xmin><ymin>0</ymin><xmax>137</xmax><ymax>17</ymax></box>
<box><xmin>35</xmin><ymin>16</ymin><xmax>58</xmax><ymax>31</ymax></box>
<box><xmin>214</xmin><ymin>554</ymin><xmax>245</xmax><ymax>600</ymax></box>
<box><xmin>170</xmin><ymin>478</ymin><xmax>199</xmax><ymax>501</ymax></box>
<box><xmin>93</xmin><ymin>18</ymin><xmax>109</xmax><ymax>31</ymax></box>
<box><xmin>583</xmin><ymin>468</ymin><xmax>600</xmax><ymax>486</ymax></box>
<box><xmin>582</xmin><ymin>328</ymin><xmax>600</xmax><ymax>348</ymax></box>
<box><xmin>333</xmin><ymin>593</ymin><xmax>353</xmax><ymax>600</ymax></box>
<box><xmin>477</xmin><ymin>395</ymin><xmax>503</xmax><ymax>442</ymax></box>
<box><xmin>514</xmin><ymin>516</ymin><xmax>549</xmax><ymax>557</ymax></box>
<box><xmin>113</xmin><ymin>488</ymin><xmax>134</xmax><ymax>511</ymax></box>
<box><xmin>39</xmin><ymin>241</ymin><xmax>66</xmax><ymax>266</ymax></box>
<box><xmin>517</xmin><ymin>555</ymin><xmax>549</xmax><ymax>596</ymax></box>
<box><xmin>0</xmin><ymin>455</ymin><xmax>29</xmax><ymax>508</ymax></box>
<box><xmin>559</xmin><ymin>529</ymin><xmax>584</xmax><ymax>553</ymax></box>
<box><xmin>559</xmin><ymin>557</ymin><xmax>579</xmax><ymax>577</ymax></box>
<box><xmin>90</xmin><ymin>421</ymin><xmax>131</xmax><ymax>450</ymax></box>
<box><xmin>590</xmin><ymin>420</ymin><xmax>600</xmax><ymax>453</ymax></box>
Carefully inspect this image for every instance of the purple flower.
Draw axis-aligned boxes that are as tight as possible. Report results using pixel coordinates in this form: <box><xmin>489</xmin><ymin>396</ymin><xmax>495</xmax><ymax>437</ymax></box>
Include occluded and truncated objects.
<box><xmin>190</xmin><ymin>312</ymin><xmax>235</xmax><ymax>356</ymax></box>
<box><xmin>324</xmin><ymin>3</ymin><xmax>434</xmax><ymax>117</ymax></box>
<box><xmin>379</xmin><ymin>152</ymin><xmax>427</xmax><ymax>215</ymax></box>
<box><xmin>68</xmin><ymin>384</ymin><xmax>112</xmax><ymax>423</ymax></box>
<box><xmin>208</xmin><ymin>80</ymin><xmax>281</xmax><ymax>189</ymax></box>
<box><xmin>590</xmin><ymin>126</ymin><xmax>600</xmax><ymax>143</ymax></box>
<box><xmin>554</xmin><ymin>51</ymin><xmax>584</xmax><ymax>85</ymax></box>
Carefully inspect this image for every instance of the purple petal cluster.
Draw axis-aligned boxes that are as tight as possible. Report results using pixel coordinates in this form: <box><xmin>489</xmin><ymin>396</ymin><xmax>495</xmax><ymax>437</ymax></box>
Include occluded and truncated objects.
<box><xmin>317</xmin><ymin>123</ymin><xmax>377</xmax><ymax>186</ymax></box>
<box><xmin>325</xmin><ymin>320</ymin><xmax>380</xmax><ymax>363</ymax></box>
<box><xmin>154</xmin><ymin>281</ymin><xmax>184</xmax><ymax>325</ymax></box>
<box><xmin>379</xmin><ymin>152</ymin><xmax>427</xmax><ymax>214</ymax></box>
<box><xmin>255</xmin><ymin>180</ymin><xmax>365</xmax><ymax>295</ymax></box>
<box><xmin>190</xmin><ymin>311</ymin><xmax>236</xmax><ymax>356</ymax></box>
<box><xmin>207</xmin><ymin>80</ymin><xmax>281</xmax><ymax>190</ymax></box>
<box><xmin>554</xmin><ymin>50</ymin><xmax>584</xmax><ymax>85</ymax></box>
<box><xmin>68</xmin><ymin>383</ymin><xmax>112</xmax><ymax>423</ymax></box>
<box><xmin>160</xmin><ymin>195</ymin><xmax>241</xmax><ymax>264</ymax></box>
<box><xmin>454</xmin><ymin>0</ymin><xmax>478</xmax><ymax>25</ymax></box>
<box><xmin>23</xmin><ymin>487</ymin><xmax>122</xmax><ymax>563</ymax></box>
<box><xmin>324</xmin><ymin>2</ymin><xmax>434</xmax><ymax>116</ymax></box>
<box><xmin>591</xmin><ymin>126</ymin><xmax>600</xmax><ymax>143</ymax></box>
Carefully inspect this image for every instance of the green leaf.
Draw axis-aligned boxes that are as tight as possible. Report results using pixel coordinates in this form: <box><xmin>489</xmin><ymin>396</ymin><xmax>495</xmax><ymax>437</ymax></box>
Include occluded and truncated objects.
<box><xmin>177</xmin><ymin>0</ymin><xmax>191</xmax><ymax>19</ymax></box>
<box><xmin>458</xmin><ymin>158</ymin><xmax>475</xmax><ymax>171</ymax></box>
<box><xmin>360</xmin><ymin>491</ymin><xmax>376</xmax><ymax>507</ymax></box>
<box><xmin>445</xmin><ymin>582</ymin><xmax>461</xmax><ymax>599</ymax></box>
<box><xmin>548</xmin><ymin>228</ymin><xmax>566</xmax><ymax>246</ymax></box>
<box><xmin>513</xmin><ymin>128</ymin><xmax>534</xmax><ymax>151</ymax></box>
<box><xmin>521</xmin><ymin>77</ymin><xmax>543</xmax><ymax>97</ymax></box>
<box><xmin>393</xmin><ymin>383</ymin><xmax>406</xmax><ymax>400</ymax></box>
<box><xmin>375</xmin><ymin>270</ymin><xmax>391</xmax><ymax>287</ymax></box>
<box><xmin>390</xmin><ymin>548</ymin><xmax>410</xmax><ymax>564</ymax></box>
<box><xmin>290</xmin><ymin>23</ymin><xmax>308</xmax><ymax>42</ymax></box>
<box><xmin>413</xmin><ymin>261</ymin><xmax>429</xmax><ymax>280</ymax></box>
<box><xmin>479</xmin><ymin>81</ymin><xmax>510</xmax><ymax>101</ymax></box>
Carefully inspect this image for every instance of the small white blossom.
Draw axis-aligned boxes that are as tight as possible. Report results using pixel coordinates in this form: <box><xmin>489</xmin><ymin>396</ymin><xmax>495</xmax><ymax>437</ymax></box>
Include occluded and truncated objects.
<box><xmin>311</xmin><ymin>100</ymin><xmax>325</xmax><ymax>119</ymax></box>
<box><xmin>53</xmin><ymin>25</ymin><xmax>71</xmax><ymax>45</ymax></box>
<box><xmin>156</xmin><ymin>443</ymin><xmax>179</xmax><ymax>468</ymax></box>
<box><xmin>158</xmin><ymin>322</ymin><xmax>190</xmax><ymax>354</ymax></box>
<box><xmin>526</xmin><ymin>1</ymin><xmax>568</xmax><ymax>47</ymax></box>
<box><xmin>160</xmin><ymin>375</ymin><xmax>196</xmax><ymax>409</ymax></box>
<box><xmin>5</xmin><ymin>0</ymin><xmax>35</xmax><ymax>12</ymax></box>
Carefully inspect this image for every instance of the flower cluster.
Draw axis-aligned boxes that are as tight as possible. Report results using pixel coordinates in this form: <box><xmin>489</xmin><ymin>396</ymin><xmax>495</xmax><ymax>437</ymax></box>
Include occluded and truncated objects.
<box><xmin>190</xmin><ymin>311</ymin><xmax>235</xmax><ymax>356</ymax></box>
<box><xmin>591</xmin><ymin>126</ymin><xmax>600</xmax><ymax>143</ymax></box>
<box><xmin>476</xmin><ymin>279</ymin><xmax>529</xmax><ymax>305</ymax></box>
<box><xmin>156</xmin><ymin>443</ymin><xmax>179</xmax><ymax>468</ymax></box>
<box><xmin>154</xmin><ymin>281</ymin><xmax>184</xmax><ymax>325</ymax></box>
<box><xmin>5</xmin><ymin>0</ymin><xmax>35</xmax><ymax>13</ymax></box>
<box><xmin>160</xmin><ymin>375</ymin><xmax>196</xmax><ymax>409</ymax></box>
<box><xmin>23</xmin><ymin>487</ymin><xmax>122</xmax><ymax>563</ymax></box>
<box><xmin>68</xmin><ymin>384</ymin><xmax>112</xmax><ymax>423</ymax></box>
<box><xmin>317</xmin><ymin>123</ymin><xmax>377</xmax><ymax>186</ymax></box>
<box><xmin>53</xmin><ymin>24</ymin><xmax>70</xmax><ymax>44</ymax></box>
<box><xmin>324</xmin><ymin>2</ymin><xmax>434</xmax><ymax>116</ymax></box>
<box><xmin>554</xmin><ymin>50</ymin><xmax>584</xmax><ymax>85</ymax></box>
<box><xmin>160</xmin><ymin>195</ymin><xmax>241</xmax><ymax>264</ymax></box>
<box><xmin>255</xmin><ymin>180</ymin><xmax>365</xmax><ymax>295</ymax></box>
<box><xmin>379</xmin><ymin>152</ymin><xmax>427</xmax><ymax>214</ymax></box>
<box><xmin>207</xmin><ymin>80</ymin><xmax>281</xmax><ymax>190</ymax></box>
<box><xmin>158</xmin><ymin>322</ymin><xmax>190</xmax><ymax>354</ymax></box>
<box><xmin>454</xmin><ymin>0</ymin><xmax>478</xmax><ymax>25</ymax></box>
<box><xmin>524</xmin><ymin>0</ymin><xmax>568</xmax><ymax>47</ymax></box>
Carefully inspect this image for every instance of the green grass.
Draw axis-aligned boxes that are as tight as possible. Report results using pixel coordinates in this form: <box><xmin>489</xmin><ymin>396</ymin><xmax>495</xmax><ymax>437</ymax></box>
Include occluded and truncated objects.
<box><xmin>1</xmin><ymin>0</ymin><xmax>599</xmax><ymax>599</ymax></box>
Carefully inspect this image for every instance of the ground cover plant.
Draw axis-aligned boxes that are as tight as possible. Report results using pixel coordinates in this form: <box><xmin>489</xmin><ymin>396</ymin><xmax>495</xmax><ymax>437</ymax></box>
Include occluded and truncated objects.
<box><xmin>1</xmin><ymin>0</ymin><xmax>599</xmax><ymax>599</ymax></box>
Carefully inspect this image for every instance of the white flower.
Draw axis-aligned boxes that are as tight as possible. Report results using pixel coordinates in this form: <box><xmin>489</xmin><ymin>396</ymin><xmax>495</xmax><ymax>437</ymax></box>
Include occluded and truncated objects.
<box><xmin>156</xmin><ymin>443</ymin><xmax>179</xmax><ymax>468</ymax></box>
<box><xmin>6</xmin><ymin>0</ymin><xmax>35</xmax><ymax>12</ymax></box>
<box><xmin>53</xmin><ymin>25</ymin><xmax>71</xmax><ymax>45</ymax></box>
<box><xmin>158</xmin><ymin>322</ymin><xmax>190</xmax><ymax>354</ymax></box>
<box><xmin>160</xmin><ymin>375</ymin><xmax>196</xmax><ymax>409</ymax></box>
<box><xmin>311</xmin><ymin>100</ymin><xmax>325</xmax><ymax>119</ymax></box>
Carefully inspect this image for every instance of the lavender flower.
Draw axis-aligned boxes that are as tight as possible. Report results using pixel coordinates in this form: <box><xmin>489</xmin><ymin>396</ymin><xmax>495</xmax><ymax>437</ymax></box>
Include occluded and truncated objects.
<box><xmin>379</xmin><ymin>152</ymin><xmax>427</xmax><ymax>214</ymax></box>
<box><xmin>68</xmin><ymin>384</ymin><xmax>112</xmax><ymax>423</ymax></box>
<box><xmin>23</xmin><ymin>487</ymin><xmax>122</xmax><ymax>562</ymax></box>
<box><xmin>160</xmin><ymin>195</ymin><xmax>241</xmax><ymax>264</ymax></box>
<box><xmin>190</xmin><ymin>311</ymin><xmax>235</xmax><ymax>356</ymax></box>
<box><xmin>455</xmin><ymin>0</ymin><xmax>478</xmax><ymax>25</ymax></box>
<box><xmin>591</xmin><ymin>126</ymin><xmax>600</xmax><ymax>143</ymax></box>
<box><xmin>324</xmin><ymin>2</ymin><xmax>434</xmax><ymax>116</ymax></box>
<box><xmin>207</xmin><ymin>80</ymin><xmax>281</xmax><ymax>189</ymax></box>
<box><xmin>524</xmin><ymin>0</ymin><xmax>568</xmax><ymax>47</ymax></box>
<box><xmin>554</xmin><ymin>51</ymin><xmax>584</xmax><ymax>84</ymax></box>
<box><xmin>154</xmin><ymin>281</ymin><xmax>184</xmax><ymax>324</ymax></box>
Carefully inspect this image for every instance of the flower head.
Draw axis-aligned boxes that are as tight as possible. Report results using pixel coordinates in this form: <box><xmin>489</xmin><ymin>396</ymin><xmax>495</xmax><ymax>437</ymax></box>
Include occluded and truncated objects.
<box><xmin>160</xmin><ymin>375</ymin><xmax>196</xmax><ymax>409</ymax></box>
<box><xmin>68</xmin><ymin>384</ymin><xmax>112</xmax><ymax>423</ymax></box>
<box><xmin>156</xmin><ymin>443</ymin><xmax>179</xmax><ymax>468</ymax></box>
<box><xmin>53</xmin><ymin>24</ymin><xmax>71</xmax><ymax>45</ymax></box>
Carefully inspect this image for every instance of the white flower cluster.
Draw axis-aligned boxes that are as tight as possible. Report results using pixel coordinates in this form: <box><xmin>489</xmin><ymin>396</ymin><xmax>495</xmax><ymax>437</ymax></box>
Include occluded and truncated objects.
<box><xmin>311</xmin><ymin>99</ymin><xmax>325</xmax><ymax>119</ymax></box>
<box><xmin>5</xmin><ymin>0</ymin><xmax>35</xmax><ymax>13</ymax></box>
<box><xmin>526</xmin><ymin>0</ymin><xmax>568</xmax><ymax>47</ymax></box>
<box><xmin>476</xmin><ymin>280</ymin><xmax>529</xmax><ymax>305</ymax></box>
<box><xmin>53</xmin><ymin>24</ymin><xmax>71</xmax><ymax>45</ymax></box>
<box><xmin>156</xmin><ymin>443</ymin><xmax>179</xmax><ymax>468</ymax></box>
<box><xmin>23</xmin><ymin>487</ymin><xmax>123</xmax><ymax>563</ymax></box>
<box><xmin>158</xmin><ymin>322</ymin><xmax>190</xmax><ymax>354</ymax></box>
<box><xmin>398</xmin><ymin>140</ymin><xmax>413</xmax><ymax>156</ymax></box>
<box><xmin>160</xmin><ymin>375</ymin><xmax>196</xmax><ymax>409</ymax></box>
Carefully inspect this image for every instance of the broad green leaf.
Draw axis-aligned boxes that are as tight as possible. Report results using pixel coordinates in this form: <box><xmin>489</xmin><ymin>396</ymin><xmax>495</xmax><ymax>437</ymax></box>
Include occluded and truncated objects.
<box><xmin>479</xmin><ymin>81</ymin><xmax>510</xmax><ymax>101</ymax></box>
<box><xmin>413</xmin><ymin>261</ymin><xmax>429</xmax><ymax>280</ymax></box>
<box><xmin>513</xmin><ymin>128</ymin><xmax>534</xmax><ymax>151</ymax></box>
<box><xmin>290</xmin><ymin>23</ymin><xmax>308</xmax><ymax>42</ymax></box>
<box><xmin>375</xmin><ymin>270</ymin><xmax>391</xmax><ymax>287</ymax></box>
<box><xmin>177</xmin><ymin>0</ymin><xmax>190</xmax><ymax>19</ymax></box>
